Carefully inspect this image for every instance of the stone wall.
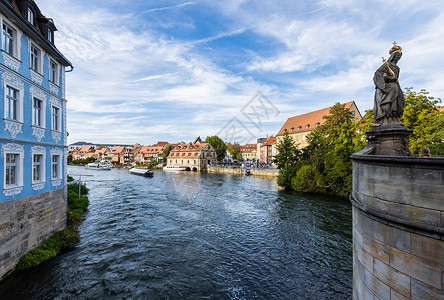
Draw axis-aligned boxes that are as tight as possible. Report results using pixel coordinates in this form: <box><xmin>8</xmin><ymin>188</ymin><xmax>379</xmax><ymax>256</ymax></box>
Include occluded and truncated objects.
<box><xmin>350</xmin><ymin>155</ymin><xmax>444</xmax><ymax>299</ymax></box>
<box><xmin>0</xmin><ymin>187</ymin><xmax>67</xmax><ymax>279</ymax></box>
<box><xmin>207</xmin><ymin>167</ymin><xmax>278</xmax><ymax>177</ymax></box>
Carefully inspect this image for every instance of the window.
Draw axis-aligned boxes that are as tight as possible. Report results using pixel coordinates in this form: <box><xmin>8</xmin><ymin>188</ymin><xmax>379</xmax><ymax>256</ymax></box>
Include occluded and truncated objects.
<box><xmin>51</xmin><ymin>155</ymin><xmax>61</xmax><ymax>179</ymax></box>
<box><xmin>32</xmin><ymin>98</ymin><xmax>43</xmax><ymax>127</ymax></box>
<box><xmin>51</xmin><ymin>106</ymin><xmax>60</xmax><ymax>131</ymax></box>
<box><xmin>5</xmin><ymin>86</ymin><xmax>18</xmax><ymax>120</ymax></box>
<box><xmin>5</xmin><ymin>154</ymin><xmax>19</xmax><ymax>186</ymax></box>
<box><xmin>297</xmin><ymin>126</ymin><xmax>301</xmax><ymax>131</ymax></box>
<box><xmin>28</xmin><ymin>8</ymin><xmax>34</xmax><ymax>25</ymax></box>
<box><xmin>33</xmin><ymin>154</ymin><xmax>44</xmax><ymax>182</ymax></box>
<box><xmin>47</xmin><ymin>28</ymin><xmax>52</xmax><ymax>43</ymax></box>
<box><xmin>2</xmin><ymin>22</ymin><xmax>15</xmax><ymax>56</ymax></box>
<box><xmin>315</xmin><ymin>123</ymin><xmax>320</xmax><ymax>128</ymax></box>
<box><xmin>30</xmin><ymin>44</ymin><xmax>40</xmax><ymax>73</ymax></box>
<box><xmin>305</xmin><ymin>125</ymin><xmax>310</xmax><ymax>129</ymax></box>
<box><xmin>351</xmin><ymin>111</ymin><xmax>355</xmax><ymax>116</ymax></box>
<box><xmin>49</xmin><ymin>60</ymin><xmax>58</xmax><ymax>84</ymax></box>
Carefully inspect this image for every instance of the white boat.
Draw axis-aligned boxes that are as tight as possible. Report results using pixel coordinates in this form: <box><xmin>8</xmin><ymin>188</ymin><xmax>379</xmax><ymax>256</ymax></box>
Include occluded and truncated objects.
<box><xmin>163</xmin><ymin>165</ymin><xmax>187</xmax><ymax>172</ymax></box>
<box><xmin>129</xmin><ymin>168</ymin><xmax>154</xmax><ymax>177</ymax></box>
<box><xmin>85</xmin><ymin>162</ymin><xmax>113</xmax><ymax>170</ymax></box>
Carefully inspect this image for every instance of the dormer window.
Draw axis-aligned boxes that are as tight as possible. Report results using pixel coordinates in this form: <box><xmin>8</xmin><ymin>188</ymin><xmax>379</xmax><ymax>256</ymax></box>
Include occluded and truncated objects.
<box><xmin>290</xmin><ymin>127</ymin><xmax>294</xmax><ymax>132</ymax></box>
<box><xmin>315</xmin><ymin>123</ymin><xmax>320</xmax><ymax>128</ymax></box>
<box><xmin>305</xmin><ymin>124</ymin><xmax>310</xmax><ymax>129</ymax></box>
<box><xmin>28</xmin><ymin>8</ymin><xmax>34</xmax><ymax>25</ymax></box>
<box><xmin>297</xmin><ymin>126</ymin><xmax>301</xmax><ymax>131</ymax></box>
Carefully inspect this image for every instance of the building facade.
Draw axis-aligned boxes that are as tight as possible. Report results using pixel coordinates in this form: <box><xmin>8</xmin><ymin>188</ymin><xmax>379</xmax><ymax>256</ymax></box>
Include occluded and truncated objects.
<box><xmin>167</xmin><ymin>138</ymin><xmax>216</xmax><ymax>171</ymax></box>
<box><xmin>276</xmin><ymin>101</ymin><xmax>362</xmax><ymax>148</ymax></box>
<box><xmin>0</xmin><ymin>0</ymin><xmax>72</xmax><ymax>278</ymax></box>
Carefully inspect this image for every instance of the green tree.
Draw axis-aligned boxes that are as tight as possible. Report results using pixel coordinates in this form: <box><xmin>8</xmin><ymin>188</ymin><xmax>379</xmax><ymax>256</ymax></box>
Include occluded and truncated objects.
<box><xmin>228</xmin><ymin>144</ymin><xmax>243</xmax><ymax>160</ymax></box>
<box><xmin>401</xmin><ymin>88</ymin><xmax>442</xmax><ymax>154</ymax></box>
<box><xmin>162</xmin><ymin>144</ymin><xmax>175</xmax><ymax>161</ymax></box>
<box><xmin>301</xmin><ymin>103</ymin><xmax>364</xmax><ymax>197</ymax></box>
<box><xmin>205</xmin><ymin>136</ymin><xmax>227</xmax><ymax>161</ymax></box>
<box><xmin>273</xmin><ymin>131</ymin><xmax>301</xmax><ymax>169</ymax></box>
<box><xmin>273</xmin><ymin>131</ymin><xmax>302</xmax><ymax>189</ymax></box>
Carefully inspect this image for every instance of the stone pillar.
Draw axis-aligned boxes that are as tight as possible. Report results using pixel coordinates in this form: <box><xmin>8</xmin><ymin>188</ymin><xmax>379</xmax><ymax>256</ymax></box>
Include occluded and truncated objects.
<box><xmin>350</xmin><ymin>154</ymin><xmax>444</xmax><ymax>299</ymax></box>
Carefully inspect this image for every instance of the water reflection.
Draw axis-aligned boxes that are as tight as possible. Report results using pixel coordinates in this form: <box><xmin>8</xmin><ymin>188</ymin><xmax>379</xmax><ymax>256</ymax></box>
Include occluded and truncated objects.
<box><xmin>0</xmin><ymin>167</ymin><xmax>352</xmax><ymax>299</ymax></box>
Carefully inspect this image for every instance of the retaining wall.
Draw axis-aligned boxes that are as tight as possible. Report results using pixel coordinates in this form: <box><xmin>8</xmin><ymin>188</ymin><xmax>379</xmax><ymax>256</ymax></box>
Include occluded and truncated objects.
<box><xmin>207</xmin><ymin>167</ymin><xmax>278</xmax><ymax>177</ymax></box>
<box><xmin>0</xmin><ymin>188</ymin><xmax>66</xmax><ymax>279</ymax></box>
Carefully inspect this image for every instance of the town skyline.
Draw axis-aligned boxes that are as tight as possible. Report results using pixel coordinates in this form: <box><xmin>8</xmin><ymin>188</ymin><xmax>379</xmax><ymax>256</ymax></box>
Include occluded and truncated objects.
<box><xmin>36</xmin><ymin>0</ymin><xmax>444</xmax><ymax>145</ymax></box>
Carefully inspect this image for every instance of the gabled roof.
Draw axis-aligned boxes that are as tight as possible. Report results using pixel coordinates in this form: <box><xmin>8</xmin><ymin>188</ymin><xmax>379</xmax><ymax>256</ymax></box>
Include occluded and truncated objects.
<box><xmin>264</xmin><ymin>136</ymin><xmax>276</xmax><ymax>146</ymax></box>
<box><xmin>276</xmin><ymin>101</ymin><xmax>360</xmax><ymax>136</ymax></box>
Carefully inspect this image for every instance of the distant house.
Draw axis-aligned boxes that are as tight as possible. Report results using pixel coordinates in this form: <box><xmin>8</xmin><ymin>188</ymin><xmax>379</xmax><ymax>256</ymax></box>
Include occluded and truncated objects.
<box><xmin>109</xmin><ymin>146</ymin><xmax>126</xmax><ymax>164</ymax></box>
<box><xmin>138</xmin><ymin>145</ymin><xmax>166</xmax><ymax>164</ymax></box>
<box><xmin>240</xmin><ymin>144</ymin><xmax>257</xmax><ymax>162</ymax></box>
<box><xmin>259</xmin><ymin>136</ymin><xmax>276</xmax><ymax>165</ymax></box>
<box><xmin>93</xmin><ymin>147</ymin><xmax>109</xmax><ymax>160</ymax></box>
<box><xmin>276</xmin><ymin>101</ymin><xmax>362</xmax><ymax>148</ymax></box>
<box><xmin>167</xmin><ymin>137</ymin><xmax>217</xmax><ymax>171</ymax></box>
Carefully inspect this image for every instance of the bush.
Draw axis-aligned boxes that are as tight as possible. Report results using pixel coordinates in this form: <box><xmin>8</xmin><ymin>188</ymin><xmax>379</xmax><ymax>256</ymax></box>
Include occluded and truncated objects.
<box><xmin>277</xmin><ymin>167</ymin><xmax>298</xmax><ymax>190</ymax></box>
<box><xmin>16</xmin><ymin>228</ymin><xmax>80</xmax><ymax>271</ymax></box>
<box><xmin>291</xmin><ymin>165</ymin><xmax>326</xmax><ymax>194</ymax></box>
<box><xmin>68</xmin><ymin>182</ymin><xmax>89</xmax><ymax>195</ymax></box>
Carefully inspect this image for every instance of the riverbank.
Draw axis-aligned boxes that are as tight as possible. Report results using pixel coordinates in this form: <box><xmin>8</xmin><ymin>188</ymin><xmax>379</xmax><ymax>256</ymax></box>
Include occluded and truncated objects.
<box><xmin>207</xmin><ymin>166</ymin><xmax>278</xmax><ymax>177</ymax></box>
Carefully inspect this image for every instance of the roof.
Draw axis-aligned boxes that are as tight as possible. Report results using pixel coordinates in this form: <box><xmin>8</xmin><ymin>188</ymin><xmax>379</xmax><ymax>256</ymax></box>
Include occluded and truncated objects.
<box><xmin>240</xmin><ymin>144</ymin><xmax>257</xmax><ymax>153</ymax></box>
<box><xmin>167</xmin><ymin>139</ymin><xmax>215</xmax><ymax>158</ymax></box>
<box><xmin>139</xmin><ymin>145</ymin><xmax>164</xmax><ymax>154</ymax></box>
<box><xmin>111</xmin><ymin>146</ymin><xmax>126</xmax><ymax>153</ymax></box>
<box><xmin>0</xmin><ymin>0</ymin><xmax>72</xmax><ymax>67</ymax></box>
<box><xmin>264</xmin><ymin>136</ymin><xmax>276</xmax><ymax>146</ymax></box>
<box><xmin>276</xmin><ymin>101</ymin><xmax>359</xmax><ymax>136</ymax></box>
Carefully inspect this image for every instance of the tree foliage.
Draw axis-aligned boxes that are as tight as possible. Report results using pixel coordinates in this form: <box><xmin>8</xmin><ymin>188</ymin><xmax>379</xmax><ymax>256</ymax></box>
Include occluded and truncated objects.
<box><xmin>228</xmin><ymin>144</ymin><xmax>243</xmax><ymax>160</ymax></box>
<box><xmin>205</xmin><ymin>136</ymin><xmax>227</xmax><ymax>161</ymax></box>
<box><xmin>162</xmin><ymin>144</ymin><xmax>175</xmax><ymax>161</ymax></box>
<box><xmin>401</xmin><ymin>88</ymin><xmax>443</xmax><ymax>154</ymax></box>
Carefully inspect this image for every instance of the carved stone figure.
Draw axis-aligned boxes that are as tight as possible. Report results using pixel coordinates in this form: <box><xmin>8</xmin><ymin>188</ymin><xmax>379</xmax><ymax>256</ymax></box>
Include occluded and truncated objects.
<box><xmin>373</xmin><ymin>42</ymin><xmax>405</xmax><ymax>126</ymax></box>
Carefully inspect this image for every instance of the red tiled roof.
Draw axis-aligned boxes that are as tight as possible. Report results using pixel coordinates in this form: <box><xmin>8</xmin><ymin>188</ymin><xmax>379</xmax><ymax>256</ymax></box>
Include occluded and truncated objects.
<box><xmin>276</xmin><ymin>101</ymin><xmax>358</xmax><ymax>136</ymax></box>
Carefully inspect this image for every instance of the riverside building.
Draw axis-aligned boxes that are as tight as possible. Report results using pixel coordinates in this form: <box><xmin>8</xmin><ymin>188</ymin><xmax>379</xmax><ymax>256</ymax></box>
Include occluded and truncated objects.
<box><xmin>0</xmin><ymin>0</ymin><xmax>72</xmax><ymax>278</ymax></box>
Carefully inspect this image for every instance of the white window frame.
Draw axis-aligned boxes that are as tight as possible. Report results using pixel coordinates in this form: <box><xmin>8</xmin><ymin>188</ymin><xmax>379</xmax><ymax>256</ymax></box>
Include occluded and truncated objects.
<box><xmin>51</xmin><ymin>154</ymin><xmax>61</xmax><ymax>180</ymax></box>
<box><xmin>3</xmin><ymin>146</ymin><xmax>24</xmax><ymax>191</ymax></box>
<box><xmin>49</xmin><ymin>59</ymin><xmax>58</xmax><ymax>85</ymax></box>
<box><xmin>2</xmin><ymin>21</ymin><xmax>16</xmax><ymax>57</ymax></box>
<box><xmin>32</xmin><ymin>151</ymin><xmax>46</xmax><ymax>184</ymax></box>
<box><xmin>28</xmin><ymin>8</ymin><xmax>34</xmax><ymax>25</ymax></box>
<box><xmin>51</xmin><ymin>104</ymin><xmax>61</xmax><ymax>132</ymax></box>
<box><xmin>3</xmin><ymin>82</ymin><xmax>24</xmax><ymax>123</ymax></box>
<box><xmin>30</xmin><ymin>43</ymin><xmax>41</xmax><ymax>74</ymax></box>
<box><xmin>32</xmin><ymin>97</ymin><xmax>45</xmax><ymax>128</ymax></box>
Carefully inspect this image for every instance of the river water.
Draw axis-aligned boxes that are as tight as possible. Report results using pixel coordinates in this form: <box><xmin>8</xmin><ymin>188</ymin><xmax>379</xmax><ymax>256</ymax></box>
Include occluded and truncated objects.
<box><xmin>0</xmin><ymin>166</ymin><xmax>353</xmax><ymax>299</ymax></box>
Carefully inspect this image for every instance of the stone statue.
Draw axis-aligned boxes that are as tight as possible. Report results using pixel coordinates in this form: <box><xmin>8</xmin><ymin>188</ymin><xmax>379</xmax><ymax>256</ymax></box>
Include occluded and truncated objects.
<box><xmin>373</xmin><ymin>42</ymin><xmax>405</xmax><ymax>126</ymax></box>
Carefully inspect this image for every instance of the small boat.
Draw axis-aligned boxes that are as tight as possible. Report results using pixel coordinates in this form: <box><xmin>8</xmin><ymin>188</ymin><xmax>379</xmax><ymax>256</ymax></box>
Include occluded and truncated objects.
<box><xmin>129</xmin><ymin>168</ymin><xmax>154</xmax><ymax>177</ymax></box>
<box><xmin>163</xmin><ymin>165</ymin><xmax>187</xmax><ymax>172</ymax></box>
<box><xmin>85</xmin><ymin>162</ymin><xmax>113</xmax><ymax>170</ymax></box>
<box><xmin>245</xmin><ymin>169</ymin><xmax>252</xmax><ymax>175</ymax></box>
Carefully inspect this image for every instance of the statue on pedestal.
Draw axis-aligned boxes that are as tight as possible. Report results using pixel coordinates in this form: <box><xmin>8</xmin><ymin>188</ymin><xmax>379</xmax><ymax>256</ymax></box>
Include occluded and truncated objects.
<box><xmin>373</xmin><ymin>42</ymin><xmax>405</xmax><ymax>126</ymax></box>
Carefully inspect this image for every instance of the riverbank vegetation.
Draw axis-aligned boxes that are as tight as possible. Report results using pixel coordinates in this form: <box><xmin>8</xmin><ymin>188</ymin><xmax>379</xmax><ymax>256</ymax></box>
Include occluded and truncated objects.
<box><xmin>275</xmin><ymin>88</ymin><xmax>443</xmax><ymax>197</ymax></box>
<box><xmin>15</xmin><ymin>177</ymin><xmax>90</xmax><ymax>271</ymax></box>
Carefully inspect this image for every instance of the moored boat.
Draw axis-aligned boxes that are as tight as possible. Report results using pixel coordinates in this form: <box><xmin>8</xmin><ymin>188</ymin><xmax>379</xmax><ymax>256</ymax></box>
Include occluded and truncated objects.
<box><xmin>129</xmin><ymin>168</ymin><xmax>154</xmax><ymax>177</ymax></box>
<box><xmin>163</xmin><ymin>165</ymin><xmax>187</xmax><ymax>172</ymax></box>
<box><xmin>85</xmin><ymin>162</ymin><xmax>113</xmax><ymax>170</ymax></box>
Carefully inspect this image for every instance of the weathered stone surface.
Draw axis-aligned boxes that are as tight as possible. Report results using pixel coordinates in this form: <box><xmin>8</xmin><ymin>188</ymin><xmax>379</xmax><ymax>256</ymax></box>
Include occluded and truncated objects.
<box><xmin>411</xmin><ymin>233</ymin><xmax>444</xmax><ymax>264</ymax></box>
<box><xmin>390</xmin><ymin>246</ymin><xmax>441</xmax><ymax>289</ymax></box>
<box><xmin>0</xmin><ymin>187</ymin><xmax>66</xmax><ymax>279</ymax></box>
<box><xmin>391</xmin><ymin>289</ymin><xmax>410</xmax><ymax>300</ymax></box>
<box><xmin>355</xmin><ymin>237</ymin><xmax>374</xmax><ymax>273</ymax></box>
<box><xmin>373</xmin><ymin>258</ymin><xmax>411</xmax><ymax>298</ymax></box>
<box><xmin>411</xmin><ymin>278</ymin><xmax>444</xmax><ymax>300</ymax></box>
<box><xmin>364</xmin><ymin>231</ymin><xmax>390</xmax><ymax>264</ymax></box>
<box><xmin>364</xmin><ymin>268</ymin><xmax>390</xmax><ymax>300</ymax></box>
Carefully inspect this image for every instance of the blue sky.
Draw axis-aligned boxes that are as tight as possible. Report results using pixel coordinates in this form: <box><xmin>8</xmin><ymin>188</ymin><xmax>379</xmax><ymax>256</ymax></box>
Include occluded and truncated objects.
<box><xmin>37</xmin><ymin>0</ymin><xmax>444</xmax><ymax>145</ymax></box>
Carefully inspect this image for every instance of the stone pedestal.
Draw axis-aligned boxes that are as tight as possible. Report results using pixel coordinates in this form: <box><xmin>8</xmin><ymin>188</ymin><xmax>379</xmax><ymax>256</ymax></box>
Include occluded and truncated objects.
<box><xmin>360</xmin><ymin>125</ymin><xmax>413</xmax><ymax>156</ymax></box>
<box><xmin>350</xmin><ymin>155</ymin><xmax>444</xmax><ymax>299</ymax></box>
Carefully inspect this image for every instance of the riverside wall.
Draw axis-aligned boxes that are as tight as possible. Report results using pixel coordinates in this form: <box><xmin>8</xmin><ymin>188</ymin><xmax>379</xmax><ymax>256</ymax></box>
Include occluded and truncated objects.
<box><xmin>350</xmin><ymin>155</ymin><xmax>444</xmax><ymax>299</ymax></box>
<box><xmin>0</xmin><ymin>188</ymin><xmax>67</xmax><ymax>279</ymax></box>
<box><xmin>207</xmin><ymin>167</ymin><xmax>278</xmax><ymax>177</ymax></box>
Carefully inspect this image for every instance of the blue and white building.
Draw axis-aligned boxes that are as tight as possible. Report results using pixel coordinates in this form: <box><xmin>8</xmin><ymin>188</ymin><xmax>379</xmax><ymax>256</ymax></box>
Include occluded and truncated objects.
<box><xmin>0</xmin><ymin>0</ymin><xmax>72</xmax><ymax>278</ymax></box>
<box><xmin>0</xmin><ymin>0</ymin><xmax>72</xmax><ymax>201</ymax></box>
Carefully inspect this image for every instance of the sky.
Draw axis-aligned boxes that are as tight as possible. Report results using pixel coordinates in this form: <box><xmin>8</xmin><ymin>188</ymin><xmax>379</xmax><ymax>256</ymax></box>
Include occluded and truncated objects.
<box><xmin>36</xmin><ymin>0</ymin><xmax>444</xmax><ymax>146</ymax></box>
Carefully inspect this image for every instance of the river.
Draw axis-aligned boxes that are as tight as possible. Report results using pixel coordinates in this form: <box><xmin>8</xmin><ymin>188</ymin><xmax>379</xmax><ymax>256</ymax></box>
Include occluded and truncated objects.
<box><xmin>0</xmin><ymin>166</ymin><xmax>353</xmax><ymax>299</ymax></box>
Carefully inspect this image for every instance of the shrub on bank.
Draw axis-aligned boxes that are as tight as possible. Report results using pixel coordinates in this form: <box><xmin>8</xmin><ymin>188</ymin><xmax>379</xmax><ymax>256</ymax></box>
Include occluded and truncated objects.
<box><xmin>16</xmin><ymin>179</ymin><xmax>90</xmax><ymax>271</ymax></box>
